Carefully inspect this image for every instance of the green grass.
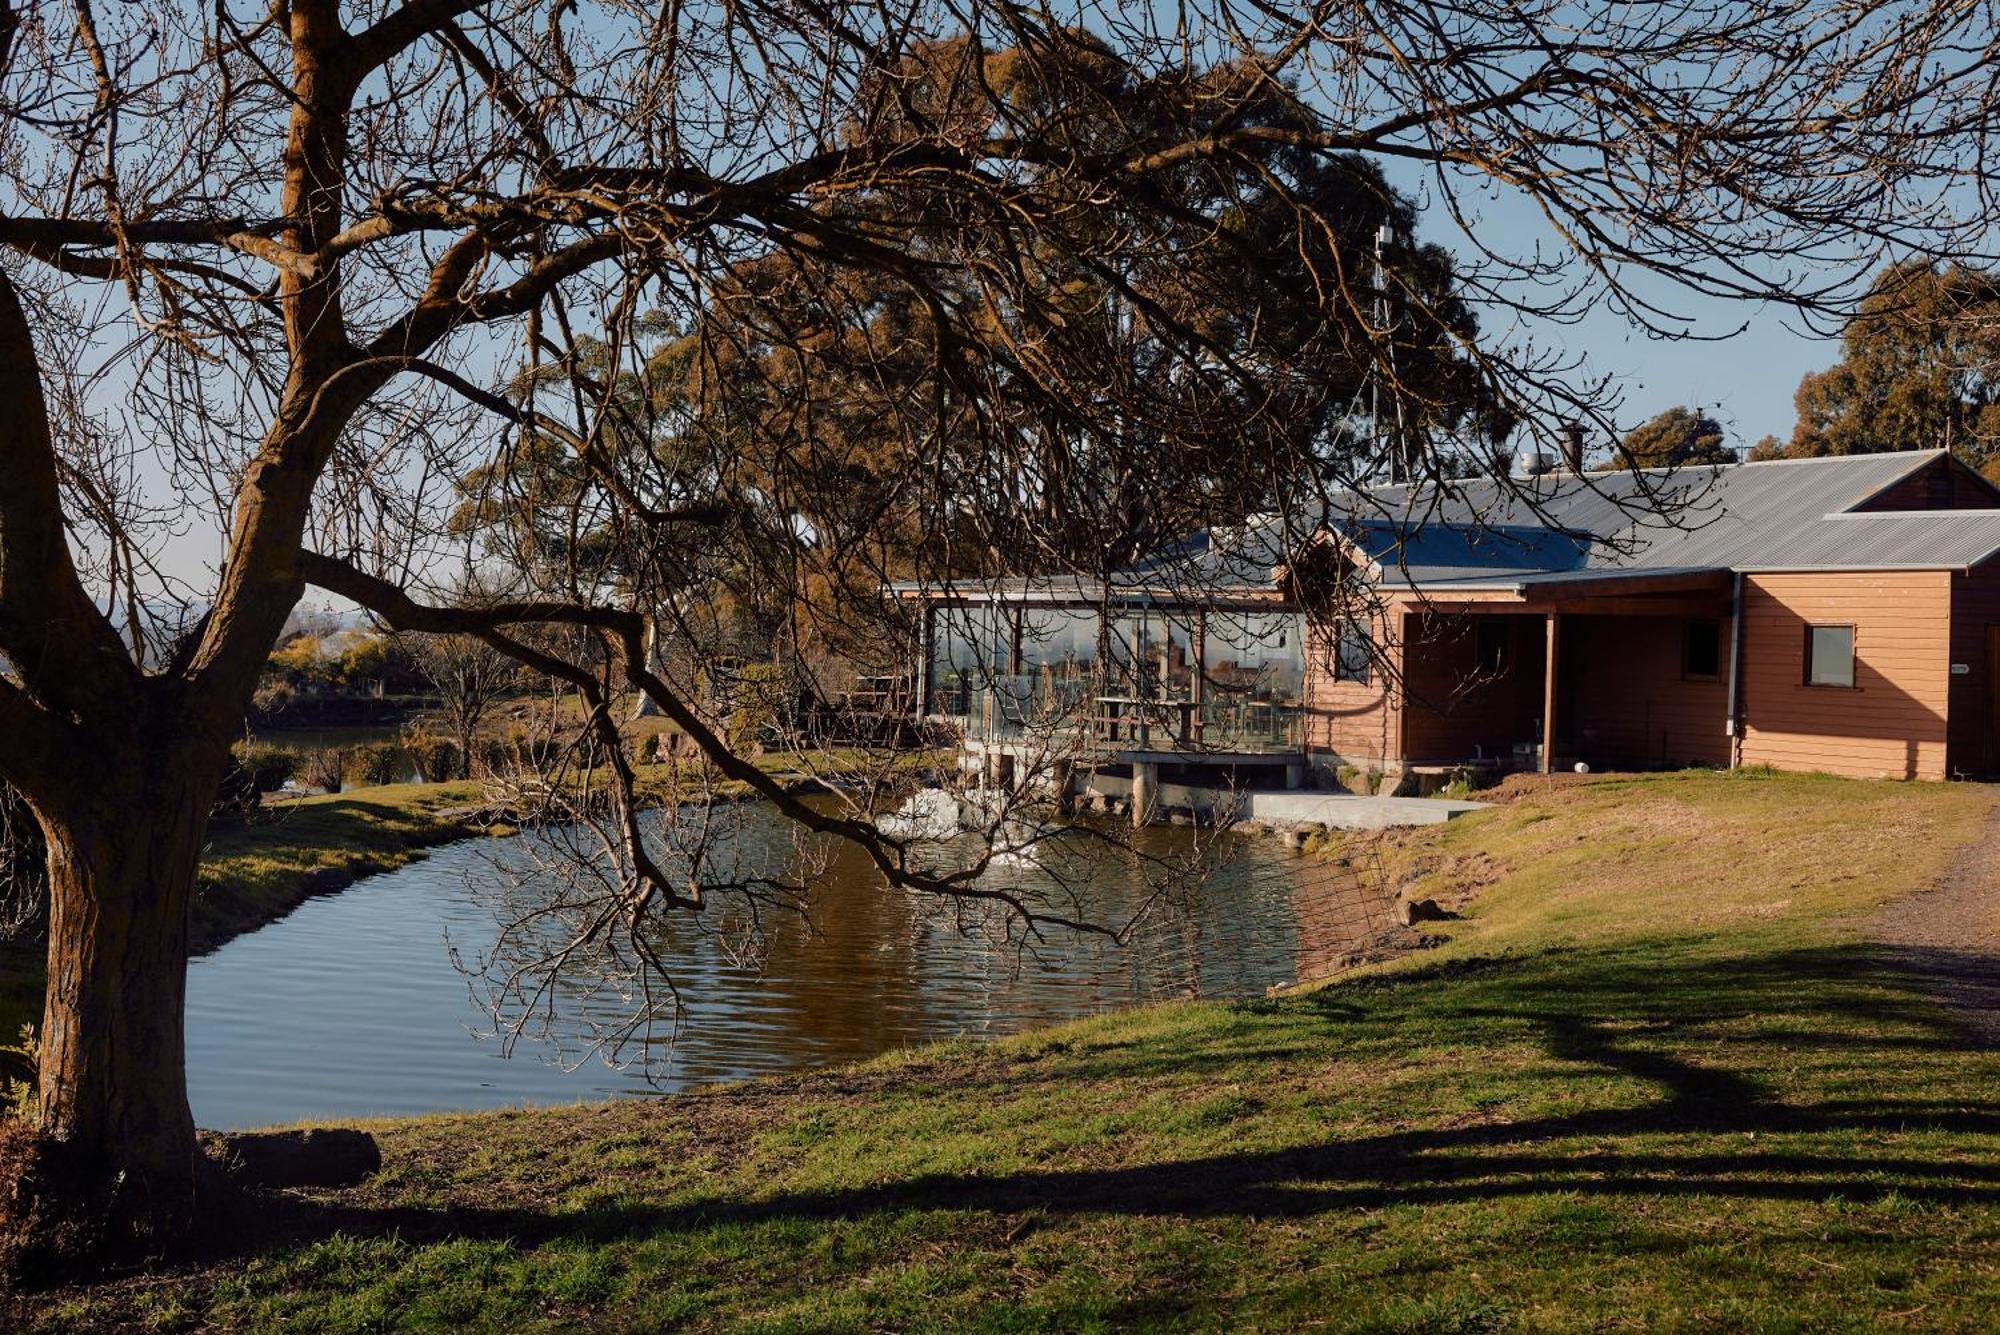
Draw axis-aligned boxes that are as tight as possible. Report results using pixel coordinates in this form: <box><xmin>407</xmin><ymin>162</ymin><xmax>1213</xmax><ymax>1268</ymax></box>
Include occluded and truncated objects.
<box><xmin>15</xmin><ymin>769</ymin><xmax>2000</xmax><ymax>1332</ymax></box>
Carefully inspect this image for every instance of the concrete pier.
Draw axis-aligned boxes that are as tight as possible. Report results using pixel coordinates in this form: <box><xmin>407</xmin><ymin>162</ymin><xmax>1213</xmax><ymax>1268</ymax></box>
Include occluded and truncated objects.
<box><xmin>1131</xmin><ymin>761</ymin><xmax>1160</xmax><ymax>827</ymax></box>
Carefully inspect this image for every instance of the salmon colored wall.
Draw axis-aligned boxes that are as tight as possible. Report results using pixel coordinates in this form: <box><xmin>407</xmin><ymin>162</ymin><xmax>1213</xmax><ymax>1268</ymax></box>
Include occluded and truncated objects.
<box><xmin>1566</xmin><ymin>616</ymin><xmax>1732</xmax><ymax>769</ymax></box>
<box><xmin>1737</xmin><ymin>571</ymin><xmax>1952</xmax><ymax>780</ymax></box>
<box><xmin>1302</xmin><ymin>611</ymin><xmax>1401</xmax><ymax>764</ymax></box>
<box><xmin>1300</xmin><ymin>573</ymin><xmax>1965</xmax><ymax>780</ymax></box>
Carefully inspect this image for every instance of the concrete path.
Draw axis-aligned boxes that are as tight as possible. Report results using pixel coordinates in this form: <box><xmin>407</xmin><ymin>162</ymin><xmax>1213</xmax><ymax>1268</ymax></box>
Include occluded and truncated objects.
<box><xmin>1238</xmin><ymin>791</ymin><xmax>1486</xmax><ymax>831</ymax></box>
<box><xmin>1870</xmin><ymin>796</ymin><xmax>2000</xmax><ymax>1044</ymax></box>
<box><xmin>1080</xmin><ymin>772</ymin><xmax>1485</xmax><ymax>830</ymax></box>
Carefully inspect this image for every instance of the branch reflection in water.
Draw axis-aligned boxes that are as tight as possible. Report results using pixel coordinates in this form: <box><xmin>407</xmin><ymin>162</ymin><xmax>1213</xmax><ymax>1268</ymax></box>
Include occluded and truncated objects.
<box><xmin>185</xmin><ymin>800</ymin><xmax>1397</xmax><ymax>1129</ymax></box>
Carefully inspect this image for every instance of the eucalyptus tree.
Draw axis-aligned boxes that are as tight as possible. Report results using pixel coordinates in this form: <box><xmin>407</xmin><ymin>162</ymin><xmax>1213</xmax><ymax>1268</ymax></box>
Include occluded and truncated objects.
<box><xmin>1761</xmin><ymin>260</ymin><xmax>2000</xmax><ymax>471</ymax></box>
<box><xmin>1</xmin><ymin>0</ymin><xmax>1997</xmax><ymax>1277</ymax></box>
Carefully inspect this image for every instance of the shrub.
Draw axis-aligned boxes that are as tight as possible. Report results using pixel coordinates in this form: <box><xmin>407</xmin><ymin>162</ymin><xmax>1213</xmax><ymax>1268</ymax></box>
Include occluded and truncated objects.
<box><xmin>229</xmin><ymin>741</ymin><xmax>299</xmax><ymax>795</ymax></box>
<box><xmin>476</xmin><ymin>737</ymin><xmax>515</xmax><ymax>778</ymax></box>
<box><xmin>1</xmin><ymin>1023</ymin><xmax>34</xmax><ymax>1121</ymax></box>
<box><xmin>726</xmin><ymin>661</ymin><xmax>785</xmax><ymax>756</ymax></box>
<box><xmin>352</xmin><ymin>741</ymin><xmax>407</xmax><ymax>788</ymax></box>
<box><xmin>407</xmin><ymin>737</ymin><xmax>461</xmax><ymax>783</ymax></box>
<box><xmin>296</xmin><ymin>747</ymin><xmax>347</xmax><ymax>793</ymax></box>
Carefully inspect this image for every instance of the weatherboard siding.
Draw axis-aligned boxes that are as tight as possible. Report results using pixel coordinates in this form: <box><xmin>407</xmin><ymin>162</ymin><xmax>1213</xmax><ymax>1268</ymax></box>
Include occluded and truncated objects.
<box><xmin>1737</xmin><ymin>572</ymin><xmax>1952</xmax><ymax>781</ymax></box>
<box><xmin>1566</xmin><ymin>616</ymin><xmax>1733</xmax><ymax>769</ymax></box>
<box><xmin>1303</xmin><ymin>612</ymin><xmax>1402</xmax><ymax>766</ymax></box>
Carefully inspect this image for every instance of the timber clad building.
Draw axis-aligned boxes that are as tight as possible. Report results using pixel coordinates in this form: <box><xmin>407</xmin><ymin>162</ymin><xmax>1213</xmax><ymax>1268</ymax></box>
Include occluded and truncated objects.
<box><xmin>908</xmin><ymin>449</ymin><xmax>2000</xmax><ymax>788</ymax></box>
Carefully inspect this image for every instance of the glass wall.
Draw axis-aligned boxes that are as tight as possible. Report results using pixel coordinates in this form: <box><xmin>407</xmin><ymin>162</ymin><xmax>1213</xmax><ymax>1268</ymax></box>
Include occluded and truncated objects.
<box><xmin>929</xmin><ymin>603</ymin><xmax>1008</xmax><ymax>722</ymax></box>
<box><xmin>928</xmin><ymin>601</ymin><xmax>1306</xmax><ymax>752</ymax></box>
<box><xmin>1018</xmin><ymin>607</ymin><xmax>1101</xmax><ymax>728</ymax></box>
<box><xmin>1201</xmin><ymin>610</ymin><xmax>1306</xmax><ymax>750</ymax></box>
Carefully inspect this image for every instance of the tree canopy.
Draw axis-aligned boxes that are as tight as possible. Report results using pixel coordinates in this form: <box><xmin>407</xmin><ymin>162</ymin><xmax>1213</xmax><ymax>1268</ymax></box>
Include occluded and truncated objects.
<box><xmin>1754</xmin><ymin>262</ymin><xmax>2000</xmax><ymax>477</ymax></box>
<box><xmin>1614</xmin><ymin>407</ymin><xmax>1737</xmax><ymax>470</ymax></box>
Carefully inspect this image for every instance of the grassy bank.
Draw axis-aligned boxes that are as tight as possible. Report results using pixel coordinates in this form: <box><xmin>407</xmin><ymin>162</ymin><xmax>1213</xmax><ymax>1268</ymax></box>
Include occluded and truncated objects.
<box><xmin>19</xmin><ymin>768</ymin><xmax>2000</xmax><ymax>1332</ymax></box>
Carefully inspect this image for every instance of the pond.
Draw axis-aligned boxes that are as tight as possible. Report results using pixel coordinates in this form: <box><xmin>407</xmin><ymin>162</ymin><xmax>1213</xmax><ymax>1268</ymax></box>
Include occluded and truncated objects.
<box><xmin>185</xmin><ymin>803</ymin><xmax>1394</xmax><ymax>1129</ymax></box>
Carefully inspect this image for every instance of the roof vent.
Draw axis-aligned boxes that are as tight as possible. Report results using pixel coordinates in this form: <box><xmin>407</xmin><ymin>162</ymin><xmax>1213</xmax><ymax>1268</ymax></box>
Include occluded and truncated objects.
<box><xmin>1516</xmin><ymin>449</ymin><xmax>1557</xmax><ymax>478</ymax></box>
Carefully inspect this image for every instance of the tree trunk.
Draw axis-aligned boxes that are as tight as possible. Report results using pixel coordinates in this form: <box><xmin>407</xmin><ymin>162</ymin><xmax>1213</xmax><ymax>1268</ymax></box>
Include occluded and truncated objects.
<box><xmin>7</xmin><ymin>761</ymin><xmax>219</xmax><ymax>1276</ymax></box>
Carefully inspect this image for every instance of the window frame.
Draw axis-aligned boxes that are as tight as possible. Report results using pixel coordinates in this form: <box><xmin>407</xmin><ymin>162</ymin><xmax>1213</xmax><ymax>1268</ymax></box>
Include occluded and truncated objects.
<box><xmin>1803</xmin><ymin>623</ymin><xmax>1857</xmax><ymax>689</ymax></box>
<box><xmin>1681</xmin><ymin>619</ymin><xmax>1722</xmax><ymax>682</ymax></box>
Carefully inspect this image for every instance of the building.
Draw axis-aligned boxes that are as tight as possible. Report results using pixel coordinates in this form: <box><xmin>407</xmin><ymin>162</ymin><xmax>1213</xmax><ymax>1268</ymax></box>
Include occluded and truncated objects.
<box><xmin>904</xmin><ymin>449</ymin><xmax>2000</xmax><ymax>805</ymax></box>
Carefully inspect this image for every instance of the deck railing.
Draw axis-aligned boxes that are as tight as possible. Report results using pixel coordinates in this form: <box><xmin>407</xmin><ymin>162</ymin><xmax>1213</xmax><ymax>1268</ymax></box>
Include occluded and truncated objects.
<box><xmin>933</xmin><ymin>675</ymin><xmax>1303</xmax><ymax>755</ymax></box>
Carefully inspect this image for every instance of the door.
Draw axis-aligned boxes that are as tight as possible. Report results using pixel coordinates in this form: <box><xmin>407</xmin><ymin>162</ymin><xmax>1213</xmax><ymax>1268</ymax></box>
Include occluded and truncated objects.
<box><xmin>1987</xmin><ymin>626</ymin><xmax>2000</xmax><ymax>775</ymax></box>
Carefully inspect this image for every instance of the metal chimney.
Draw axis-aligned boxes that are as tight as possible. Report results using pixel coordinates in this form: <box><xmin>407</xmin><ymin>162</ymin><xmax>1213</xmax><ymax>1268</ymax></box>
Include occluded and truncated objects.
<box><xmin>1560</xmin><ymin>421</ymin><xmax>1587</xmax><ymax>473</ymax></box>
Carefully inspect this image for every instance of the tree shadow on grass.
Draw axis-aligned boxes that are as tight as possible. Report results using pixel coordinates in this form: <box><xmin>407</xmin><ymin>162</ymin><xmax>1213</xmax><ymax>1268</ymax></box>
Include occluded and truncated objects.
<box><xmin>231</xmin><ymin>942</ymin><xmax>2000</xmax><ymax>1261</ymax></box>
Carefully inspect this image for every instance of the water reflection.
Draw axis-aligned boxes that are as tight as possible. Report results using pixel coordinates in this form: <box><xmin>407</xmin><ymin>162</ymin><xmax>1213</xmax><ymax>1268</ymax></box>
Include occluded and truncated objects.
<box><xmin>185</xmin><ymin>803</ymin><xmax>1392</xmax><ymax>1129</ymax></box>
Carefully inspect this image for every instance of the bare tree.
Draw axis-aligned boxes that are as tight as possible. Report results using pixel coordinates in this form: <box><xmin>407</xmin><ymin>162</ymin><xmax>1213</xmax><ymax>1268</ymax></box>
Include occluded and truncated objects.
<box><xmin>407</xmin><ymin>631</ymin><xmax>519</xmax><ymax>779</ymax></box>
<box><xmin>0</xmin><ymin>0</ymin><xmax>1997</xmax><ymax>1277</ymax></box>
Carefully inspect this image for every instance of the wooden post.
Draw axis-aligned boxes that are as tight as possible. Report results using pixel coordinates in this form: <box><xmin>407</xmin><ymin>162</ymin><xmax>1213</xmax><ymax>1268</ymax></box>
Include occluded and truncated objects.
<box><xmin>1192</xmin><ymin>610</ymin><xmax>1207</xmax><ymax>747</ymax></box>
<box><xmin>915</xmin><ymin>603</ymin><xmax>933</xmax><ymax>717</ymax></box>
<box><xmin>1541</xmin><ymin>611</ymin><xmax>1560</xmax><ymax>774</ymax></box>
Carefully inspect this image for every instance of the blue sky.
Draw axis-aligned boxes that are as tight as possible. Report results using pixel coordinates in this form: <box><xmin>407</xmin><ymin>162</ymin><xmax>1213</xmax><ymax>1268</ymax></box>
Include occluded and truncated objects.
<box><xmin>1379</xmin><ymin>160</ymin><xmax>1839</xmax><ymax>454</ymax></box>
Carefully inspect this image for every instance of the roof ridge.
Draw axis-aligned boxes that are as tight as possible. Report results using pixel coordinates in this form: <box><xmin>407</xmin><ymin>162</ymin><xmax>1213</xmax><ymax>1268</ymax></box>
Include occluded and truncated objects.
<box><xmin>1607</xmin><ymin>447</ymin><xmax>1947</xmax><ymax>477</ymax></box>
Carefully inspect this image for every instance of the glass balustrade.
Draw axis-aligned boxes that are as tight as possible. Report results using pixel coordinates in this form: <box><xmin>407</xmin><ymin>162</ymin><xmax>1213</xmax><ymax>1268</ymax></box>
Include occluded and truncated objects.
<box><xmin>927</xmin><ymin>604</ymin><xmax>1310</xmax><ymax>754</ymax></box>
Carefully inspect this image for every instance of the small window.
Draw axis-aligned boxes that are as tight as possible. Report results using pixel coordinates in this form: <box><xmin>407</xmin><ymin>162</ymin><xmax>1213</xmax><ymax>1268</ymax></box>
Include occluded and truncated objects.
<box><xmin>1805</xmin><ymin>624</ymin><xmax>1855</xmax><ymax>688</ymax></box>
<box><xmin>1683</xmin><ymin>621</ymin><xmax>1721</xmax><ymax>680</ymax></box>
<box><xmin>1475</xmin><ymin>620</ymin><xmax>1509</xmax><ymax>674</ymax></box>
<box><xmin>1335</xmin><ymin>621</ymin><xmax>1372</xmax><ymax>684</ymax></box>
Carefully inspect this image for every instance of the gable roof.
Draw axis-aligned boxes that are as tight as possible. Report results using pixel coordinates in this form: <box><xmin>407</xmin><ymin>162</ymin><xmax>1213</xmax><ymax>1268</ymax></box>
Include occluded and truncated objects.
<box><xmin>1336</xmin><ymin>450</ymin><xmax>2000</xmax><ymax>592</ymax></box>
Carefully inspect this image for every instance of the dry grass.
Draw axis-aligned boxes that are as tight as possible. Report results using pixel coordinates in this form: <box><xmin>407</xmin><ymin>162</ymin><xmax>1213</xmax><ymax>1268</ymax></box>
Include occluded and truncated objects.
<box><xmin>1347</xmin><ymin>767</ymin><xmax>1994</xmax><ymax>964</ymax></box>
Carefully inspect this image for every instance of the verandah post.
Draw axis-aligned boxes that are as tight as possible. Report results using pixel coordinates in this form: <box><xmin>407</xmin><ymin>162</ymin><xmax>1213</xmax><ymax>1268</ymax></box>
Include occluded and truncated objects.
<box><xmin>1541</xmin><ymin>612</ymin><xmax>1560</xmax><ymax>774</ymax></box>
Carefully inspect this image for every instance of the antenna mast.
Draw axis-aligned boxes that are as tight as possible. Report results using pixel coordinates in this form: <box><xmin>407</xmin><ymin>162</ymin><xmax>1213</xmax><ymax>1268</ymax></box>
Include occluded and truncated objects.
<box><xmin>1370</xmin><ymin>222</ymin><xmax>1405</xmax><ymax>485</ymax></box>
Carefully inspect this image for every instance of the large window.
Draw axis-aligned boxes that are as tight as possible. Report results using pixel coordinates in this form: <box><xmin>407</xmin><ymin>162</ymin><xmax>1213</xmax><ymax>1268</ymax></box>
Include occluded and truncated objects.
<box><xmin>1683</xmin><ymin>621</ymin><xmax>1722</xmax><ymax>681</ymax></box>
<box><xmin>929</xmin><ymin>604</ymin><xmax>1010</xmax><ymax>716</ymax></box>
<box><xmin>1203</xmin><ymin>611</ymin><xmax>1304</xmax><ymax>703</ymax></box>
<box><xmin>1805</xmin><ymin>624</ymin><xmax>1855</xmax><ymax>688</ymax></box>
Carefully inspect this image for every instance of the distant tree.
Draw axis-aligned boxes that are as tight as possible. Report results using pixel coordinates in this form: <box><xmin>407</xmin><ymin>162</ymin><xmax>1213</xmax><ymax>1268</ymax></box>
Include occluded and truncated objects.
<box><xmin>1614</xmin><ymin>407</ymin><xmax>1736</xmax><ymax>468</ymax></box>
<box><xmin>1746</xmin><ymin>433</ymin><xmax>1788</xmax><ymax>462</ymax></box>
<box><xmin>1777</xmin><ymin>262</ymin><xmax>2000</xmax><ymax>476</ymax></box>
<box><xmin>407</xmin><ymin>632</ymin><xmax>519</xmax><ymax>781</ymax></box>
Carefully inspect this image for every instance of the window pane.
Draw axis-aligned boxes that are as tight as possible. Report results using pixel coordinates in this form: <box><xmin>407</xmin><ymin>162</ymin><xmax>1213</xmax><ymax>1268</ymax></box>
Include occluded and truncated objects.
<box><xmin>1684</xmin><ymin>621</ymin><xmax>1721</xmax><ymax>679</ymax></box>
<box><xmin>1203</xmin><ymin>611</ymin><xmax>1304</xmax><ymax>705</ymax></box>
<box><xmin>1336</xmin><ymin>621</ymin><xmax>1372</xmax><ymax>684</ymax></box>
<box><xmin>1807</xmin><ymin>625</ymin><xmax>1854</xmax><ymax>687</ymax></box>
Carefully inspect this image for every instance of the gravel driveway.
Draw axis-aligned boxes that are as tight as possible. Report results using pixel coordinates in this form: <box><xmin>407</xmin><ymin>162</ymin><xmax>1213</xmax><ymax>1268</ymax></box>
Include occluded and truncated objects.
<box><xmin>1871</xmin><ymin>793</ymin><xmax>2000</xmax><ymax>1044</ymax></box>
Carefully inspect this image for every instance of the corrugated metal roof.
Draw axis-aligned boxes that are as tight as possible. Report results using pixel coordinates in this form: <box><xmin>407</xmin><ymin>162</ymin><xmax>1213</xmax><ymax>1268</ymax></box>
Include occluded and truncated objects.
<box><xmin>1340</xmin><ymin>450</ymin><xmax>2000</xmax><ymax>590</ymax></box>
<box><xmin>888</xmin><ymin>450</ymin><xmax>2000</xmax><ymax>602</ymax></box>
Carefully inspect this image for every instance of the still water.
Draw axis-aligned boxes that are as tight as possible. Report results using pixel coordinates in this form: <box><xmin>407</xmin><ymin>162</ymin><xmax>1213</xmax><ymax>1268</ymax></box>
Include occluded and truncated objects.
<box><xmin>185</xmin><ymin>803</ymin><xmax>1386</xmax><ymax>1129</ymax></box>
